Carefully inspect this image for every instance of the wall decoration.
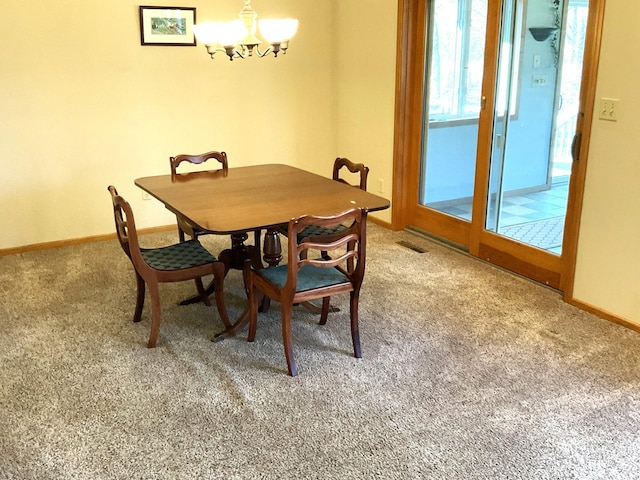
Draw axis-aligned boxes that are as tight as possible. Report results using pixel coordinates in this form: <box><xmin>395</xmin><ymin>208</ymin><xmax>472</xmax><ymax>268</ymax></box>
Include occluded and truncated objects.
<box><xmin>139</xmin><ymin>6</ymin><xmax>196</xmax><ymax>46</ymax></box>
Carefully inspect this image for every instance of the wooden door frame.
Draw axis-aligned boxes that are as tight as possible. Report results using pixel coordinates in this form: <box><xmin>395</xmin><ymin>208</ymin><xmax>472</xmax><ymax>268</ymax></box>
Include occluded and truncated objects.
<box><xmin>391</xmin><ymin>0</ymin><xmax>427</xmax><ymax>232</ymax></box>
<box><xmin>560</xmin><ymin>0</ymin><xmax>606</xmax><ymax>299</ymax></box>
<box><xmin>391</xmin><ymin>0</ymin><xmax>606</xmax><ymax>294</ymax></box>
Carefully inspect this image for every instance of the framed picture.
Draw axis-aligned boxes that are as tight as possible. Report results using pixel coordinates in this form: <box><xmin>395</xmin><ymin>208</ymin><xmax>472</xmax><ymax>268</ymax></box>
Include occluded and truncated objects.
<box><xmin>139</xmin><ymin>6</ymin><xmax>196</xmax><ymax>46</ymax></box>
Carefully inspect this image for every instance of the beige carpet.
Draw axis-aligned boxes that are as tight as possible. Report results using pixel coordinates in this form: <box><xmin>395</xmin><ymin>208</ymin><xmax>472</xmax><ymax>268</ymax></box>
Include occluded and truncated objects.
<box><xmin>1</xmin><ymin>225</ymin><xmax>640</xmax><ymax>479</ymax></box>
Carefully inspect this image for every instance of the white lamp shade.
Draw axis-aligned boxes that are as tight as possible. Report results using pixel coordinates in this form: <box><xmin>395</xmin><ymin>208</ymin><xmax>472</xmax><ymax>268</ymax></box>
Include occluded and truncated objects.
<box><xmin>217</xmin><ymin>20</ymin><xmax>247</xmax><ymax>47</ymax></box>
<box><xmin>258</xmin><ymin>18</ymin><xmax>299</xmax><ymax>44</ymax></box>
<box><xmin>193</xmin><ymin>22</ymin><xmax>221</xmax><ymax>45</ymax></box>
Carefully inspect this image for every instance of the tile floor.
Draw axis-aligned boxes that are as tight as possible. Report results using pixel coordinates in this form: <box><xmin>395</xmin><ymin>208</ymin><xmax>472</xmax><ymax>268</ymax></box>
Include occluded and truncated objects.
<box><xmin>432</xmin><ymin>180</ymin><xmax>569</xmax><ymax>254</ymax></box>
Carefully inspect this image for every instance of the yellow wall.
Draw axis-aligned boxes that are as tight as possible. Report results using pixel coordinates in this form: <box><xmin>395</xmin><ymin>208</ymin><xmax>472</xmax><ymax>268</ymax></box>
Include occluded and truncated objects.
<box><xmin>572</xmin><ymin>0</ymin><xmax>640</xmax><ymax>324</ymax></box>
<box><xmin>1</xmin><ymin>0</ymin><xmax>335</xmax><ymax>246</ymax></box>
<box><xmin>334</xmin><ymin>0</ymin><xmax>397</xmax><ymax>224</ymax></box>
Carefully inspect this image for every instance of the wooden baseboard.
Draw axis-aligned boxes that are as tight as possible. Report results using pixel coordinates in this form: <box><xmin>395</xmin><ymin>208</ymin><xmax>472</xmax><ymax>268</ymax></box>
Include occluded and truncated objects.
<box><xmin>369</xmin><ymin>216</ymin><xmax>392</xmax><ymax>230</ymax></box>
<box><xmin>565</xmin><ymin>296</ymin><xmax>640</xmax><ymax>334</ymax></box>
<box><xmin>0</xmin><ymin>225</ymin><xmax>176</xmax><ymax>257</ymax></box>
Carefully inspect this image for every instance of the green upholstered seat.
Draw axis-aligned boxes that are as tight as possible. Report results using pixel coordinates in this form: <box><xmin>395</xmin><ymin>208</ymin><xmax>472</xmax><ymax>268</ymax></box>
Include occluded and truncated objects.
<box><xmin>141</xmin><ymin>240</ymin><xmax>217</xmax><ymax>271</ymax></box>
<box><xmin>297</xmin><ymin>224</ymin><xmax>347</xmax><ymax>243</ymax></box>
<box><xmin>258</xmin><ymin>264</ymin><xmax>349</xmax><ymax>292</ymax></box>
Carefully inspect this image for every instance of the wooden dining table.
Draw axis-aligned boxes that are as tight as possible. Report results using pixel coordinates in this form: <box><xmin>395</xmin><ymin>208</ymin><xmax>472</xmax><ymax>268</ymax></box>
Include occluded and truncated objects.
<box><xmin>135</xmin><ymin>163</ymin><xmax>390</xmax><ymax>338</ymax></box>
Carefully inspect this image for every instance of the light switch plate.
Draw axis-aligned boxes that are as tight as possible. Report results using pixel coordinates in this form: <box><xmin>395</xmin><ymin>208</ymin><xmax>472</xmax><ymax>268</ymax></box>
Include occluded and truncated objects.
<box><xmin>599</xmin><ymin>98</ymin><xmax>619</xmax><ymax>121</ymax></box>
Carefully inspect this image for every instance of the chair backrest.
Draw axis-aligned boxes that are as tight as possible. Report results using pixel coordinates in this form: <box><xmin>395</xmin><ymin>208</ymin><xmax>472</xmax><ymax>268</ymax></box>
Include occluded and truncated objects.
<box><xmin>108</xmin><ymin>185</ymin><xmax>144</xmax><ymax>269</ymax></box>
<box><xmin>285</xmin><ymin>208</ymin><xmax>368</xmax><ymax>295</ymax></box>
<box><xmin>170</xmin><ymin>151</ymin><xmax>228</xmax><ymax>176</ymax></box>
<box><xmin>332</xmin><ymin>157</ymin><xmax>369</xmax><ymax>191</ymax></box>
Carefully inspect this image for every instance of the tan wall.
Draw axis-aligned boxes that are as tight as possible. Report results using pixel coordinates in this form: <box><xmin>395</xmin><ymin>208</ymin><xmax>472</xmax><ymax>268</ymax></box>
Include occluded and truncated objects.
<box><xmin>333</xmin><ymin>0</ymin><xmax>398</xmax><ymax>225</ymax></box>
<box><xmin>0</xmin><ymin>0</ymin><xmax>335</xmax><ymax>247</ymax></box>
<box><xmin>572</xmin><ymin>0</ymin><xmax>640</xmax><ymax>324</ymax></box>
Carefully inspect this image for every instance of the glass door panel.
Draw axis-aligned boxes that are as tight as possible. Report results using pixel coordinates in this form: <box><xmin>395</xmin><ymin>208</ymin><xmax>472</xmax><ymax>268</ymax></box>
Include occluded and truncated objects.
<box><xmin>420</xmin><ymin>0</ymin><xmax>488</xmax><ymax>221</ymax></box>
<box><xmin>486</xmin><ymin>0</ymin><xmax>587</xmax><ymax>254</ymax></box>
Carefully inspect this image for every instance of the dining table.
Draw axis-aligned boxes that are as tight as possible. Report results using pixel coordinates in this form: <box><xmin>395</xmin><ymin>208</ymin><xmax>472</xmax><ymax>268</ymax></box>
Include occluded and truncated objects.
<box><xmin>135</xmin><ymin>163</ymin><xmax>390</xmax><ymax>339</ymax></box>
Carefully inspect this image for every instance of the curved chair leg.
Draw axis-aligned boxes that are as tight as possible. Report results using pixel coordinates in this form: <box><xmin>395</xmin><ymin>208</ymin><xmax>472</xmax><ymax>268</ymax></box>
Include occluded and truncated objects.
<box><xmin>147</xmin><ymin>282</ymin><xmax>162</xmax><ymax>348</ymax></box>
<box><xmin>194</xmin><ymin>277</ymin><xmax>211</xmax><ymax>306</ymax></box>
<box><xmin>178</xmin><ymin>223</ymin><xmax>208</xmax><ymax>302</ymax></box>
<box><xmin>319</xmin><ymin>297</ymin><xmax>331</xmax><ymax>325</ymax></box>
<box><xmin>133</xmin><ymin>272</ymin><xmax>146</xmax><ymax>323</ymax></box>
<box><xmin>247</xmin><ymin>276</ymin><xmax>259</xmax><ymax>342</ymax></box>
<box><xmin>212</xmin><ymin>265</ymin><xmax>231</xmax><ymax>328</ymax></box>
<box><xmin>350</xmin><ymin>291</ymin><xmax>362</xmax><ymax>358</ymax></box>
<box><xmin>280</xmin><ymin>303</ymin><xmax>298</xmax><ymax>376</ymax></box>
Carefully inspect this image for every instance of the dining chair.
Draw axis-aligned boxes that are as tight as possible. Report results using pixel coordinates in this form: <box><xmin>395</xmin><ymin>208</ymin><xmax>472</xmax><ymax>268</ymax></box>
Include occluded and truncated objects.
<box><xmin>247</xmin><ymin>208</ymin><xmax>368</xmax><ymax>376</ymax></box>
<box><xmin>278</xmin><ymin>157</ymin><xmax>370</xmax><ymax>245</ymax></box>
<box><xmin>169</xmin><ymin>150</ymin><xmax>262</xmax><ymax>250</ymax></box>
<box><xmin>107</xmin><ymin>185</ymin><xmax>230</xmax><ymax>348</ymax></box>
<box><xmin>333</xmin><ymin>157</ymin><xmax>369</xmax><ymax>190</ymax></box>
<box><xmin>170</xmin><ymin>151</ymin><xmax>228</xmax><ymax>242</ymax></box>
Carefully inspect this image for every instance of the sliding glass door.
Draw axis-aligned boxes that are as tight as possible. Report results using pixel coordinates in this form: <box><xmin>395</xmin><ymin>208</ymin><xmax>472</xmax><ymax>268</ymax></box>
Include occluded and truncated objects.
<box><xmin>398</xmin><ymin>0</ymin><xmax>595</xmax><ymax>290</ymax></box>
<box><xmin>487</xmin><ymin>0</ymin><xmax>587</xmax><ymax>256</ymax></box>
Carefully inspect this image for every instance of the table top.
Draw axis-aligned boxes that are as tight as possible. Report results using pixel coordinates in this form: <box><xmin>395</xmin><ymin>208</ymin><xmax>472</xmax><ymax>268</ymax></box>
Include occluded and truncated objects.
<box><xmin>135</xmin><ymin>164</ymin><xmax>390</xmax><ymax>234</ymax></box>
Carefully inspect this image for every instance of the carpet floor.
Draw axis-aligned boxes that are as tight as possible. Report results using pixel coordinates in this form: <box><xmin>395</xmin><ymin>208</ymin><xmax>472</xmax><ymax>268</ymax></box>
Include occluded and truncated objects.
<box><xmin>1</xmin><ymin>225</ymin><xmax>640</xmax><ymax>479</ymax></box>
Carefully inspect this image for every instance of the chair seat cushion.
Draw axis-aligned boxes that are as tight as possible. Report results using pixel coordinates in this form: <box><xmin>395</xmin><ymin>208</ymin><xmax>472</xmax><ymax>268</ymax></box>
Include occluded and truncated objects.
<box><xmin>141</xmin><ymin>240</ymin><xmax>217</xmax><ymax>271</ymax></box>
<box><xmin>297</xmin><ymin>224</ymin><xmax>347</xmax><ymax>242</ymax></box>
<box><xmin>258</xmin><ymin>264</ymin><xmax>349</xmax><ymax>292</ymax></box>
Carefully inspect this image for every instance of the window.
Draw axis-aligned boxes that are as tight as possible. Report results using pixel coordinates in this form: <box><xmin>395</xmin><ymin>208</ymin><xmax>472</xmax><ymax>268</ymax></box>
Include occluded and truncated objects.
<box><xmin>427</xmin><ymin>0</ymin><xmax>488</xmax><ymax>122</ymax></box>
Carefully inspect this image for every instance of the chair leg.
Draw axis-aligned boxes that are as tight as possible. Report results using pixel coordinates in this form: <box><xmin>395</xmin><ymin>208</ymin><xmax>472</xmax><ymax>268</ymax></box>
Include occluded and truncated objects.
<box><xmin>350</xmin><ymin>291</ymin><xmax>362</xmax><ymax>358</ymax></box>
<box><xmin>212</xmin><ymin>266</ymin><xmax>231</xmax><ymax>329</ymax></box>
<box><xmin>180</xmin><ymin>222</ymin><xmax>209</xmax><ymax>304</ymax></box>
<box><xmin>194</xmin><ymin>277</ymin><xmax>211</xmax><ymax>306</ymax></box>
<box><xmin>319</xmin><ymin>296</ymin><xmax>331</xmax><ymax>325</ymax></box>
<box><xmin>247</xmin><ymin>278</ymin><xmax>259</xmax><ymax>342</ymax></box>
<box><xmin>133</xmin><ymin>273</ymin><xmax>145</xmax><ymax>323</ymax></box>
<box><xmin>280</xmin><ymin>303</ymin><xmax>298</xmax><ymax>377</ymax></box>
<box><xmin>147</xmin><ymin>282</ymin><xmax>162</xmax><ymax>348</ymax></box>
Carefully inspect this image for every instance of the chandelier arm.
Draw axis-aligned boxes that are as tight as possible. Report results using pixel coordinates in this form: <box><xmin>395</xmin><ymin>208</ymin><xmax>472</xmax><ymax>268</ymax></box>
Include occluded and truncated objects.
<box><xmin>205</xmin><ymin>45</ymin><xmax>224</xmax><ymax>59</ymax></box>
<box><xmin>254</xmin><ymin>45</ymin><xmax>273</xmax><ymax>58</ymax></box>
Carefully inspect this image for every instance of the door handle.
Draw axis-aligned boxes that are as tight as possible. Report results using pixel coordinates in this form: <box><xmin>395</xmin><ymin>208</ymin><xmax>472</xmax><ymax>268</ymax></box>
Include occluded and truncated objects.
<box><xmin>571</xmin><ymin>132</ymin><xmax>582</xmax><ymax>163</ymax></box>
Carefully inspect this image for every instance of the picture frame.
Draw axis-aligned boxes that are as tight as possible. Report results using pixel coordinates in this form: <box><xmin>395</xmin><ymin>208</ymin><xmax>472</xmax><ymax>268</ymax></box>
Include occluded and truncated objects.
<box><xmin>139</xmin><ymin>6</ymin><xmax>196</xmax><ymax>46</ymax></box>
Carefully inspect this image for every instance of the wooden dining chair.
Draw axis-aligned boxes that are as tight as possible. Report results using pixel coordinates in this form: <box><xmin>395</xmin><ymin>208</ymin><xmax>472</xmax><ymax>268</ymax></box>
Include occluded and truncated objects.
<box><xmin>278</xmin><ymin>157</ymin><xmax>370</xmax><ymax>245</ymax></box>
<box><xmin>333</xmin><ymin>157</ymin><xmax>369</xmax><ymax>190</ymax></box>
<box><xmin>170</xmin><ymin>151</ymin><xmax>229</xmax><ymax>242</ymax></box>
<box><xmin>247</xmin><ymin>208</ymin><xmax>368</xmax><ymax>376</ymax></box>
<box><xmin>169</xmin><ymin>150</ymin><xmax>262</xmax><ymax>250</ymax></box>
<box><xmin>107</xmin><ymin>185</ymin><xmax>230</xmax><ymax>348</ymax></box>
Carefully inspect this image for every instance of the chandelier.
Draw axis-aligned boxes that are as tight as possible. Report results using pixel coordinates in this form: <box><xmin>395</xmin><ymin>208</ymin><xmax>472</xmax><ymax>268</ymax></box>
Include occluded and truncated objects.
<box><xmin>193</xmin><ymin>0</ymin><xmax>299</xmax><ymax>61</ymax></box>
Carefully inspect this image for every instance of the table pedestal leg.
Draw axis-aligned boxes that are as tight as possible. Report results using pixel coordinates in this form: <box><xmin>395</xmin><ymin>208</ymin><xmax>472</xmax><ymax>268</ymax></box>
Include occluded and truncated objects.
<box><xmin>213</xmin><ymin>243</ymin><xmax>264</xmax><ymax>341</ymax></box>
<box><xmin>263</xmin><ymin>229</ymin><xmax>282</xmax><ymax>267</ymax></box>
